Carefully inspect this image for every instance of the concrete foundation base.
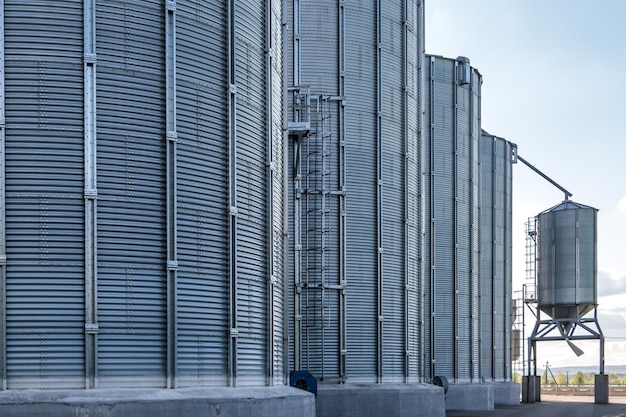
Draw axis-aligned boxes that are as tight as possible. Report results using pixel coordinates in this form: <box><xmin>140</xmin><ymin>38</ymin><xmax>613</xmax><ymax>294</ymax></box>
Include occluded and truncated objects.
<box><xmin>595</xmin><ymin>374</ymin><xmax>609</xmax><ymax>404</ymax></box>
<box><xmin>0</xmin><ymin>386</ymin><xmax>315</xmax><ymax>417</ymax></box>
<box><xmin>493</xmin><ymin>382</ymin><xmax>521</xmax><ymax>405</ymax></box>
<box><xmin>444</xmin><ymin>383</ymin><xmax>494</xmax><ymax>411</ymax></box>
<box><xmin>315</xmin><ymin>384</ymin><xmax>445</xmax><ymax>417</ymax></box>
<box><xmin>522</xmin><ymin>376</ymin><xmax>541</xmax><ymax>403</ymax></box>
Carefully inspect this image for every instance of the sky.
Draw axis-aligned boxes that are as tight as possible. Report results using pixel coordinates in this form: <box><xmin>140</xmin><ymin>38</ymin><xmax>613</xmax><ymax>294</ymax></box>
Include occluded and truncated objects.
<box><xmin>425</xmin><ymin>0</ymin><xmax>626</xmax><ymax>372</ymax></box>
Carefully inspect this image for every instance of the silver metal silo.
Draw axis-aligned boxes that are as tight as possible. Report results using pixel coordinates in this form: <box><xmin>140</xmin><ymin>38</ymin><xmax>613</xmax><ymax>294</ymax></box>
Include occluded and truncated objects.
<box><xmin>288</xmin><ymin>0</ymin><xmax>424</xmax><ymax>383</ymax></box>
<box><xmin>537</xmin><ymin>200</ymin><xmax>598</xmax><ymax>321</ymax></box>
<box><xmin>479</xmin><ymin>132</ymin><xmax>516</xmax><ymax>382</ymax></box>
<box><xmin>423</xmin><ymin>55</ymin><xmax>481</xmax><ymax>383</ymax></box>
<box><xmin>0</xmin><ymin>0</ymin><xmax>284</xmax><ymax>390</ymax></box>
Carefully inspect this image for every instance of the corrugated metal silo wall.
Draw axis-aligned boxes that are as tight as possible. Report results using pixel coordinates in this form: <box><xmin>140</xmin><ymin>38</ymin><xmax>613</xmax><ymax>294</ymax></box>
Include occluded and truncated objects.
<box><xmin>0</xmin><ymin>0</ymin><xmax>284</xmax><ymax>389</ymax></box>
<box><xmin>423</xmin><ymin>55</ymin><xmax>480</xmax><ymax>382</ymax></box>
<box><xmin>479</xmin><ymin>134</ymin><xmax>513</xmax><ymax>382</ymax></box>
<box><xmin>287</xmin><ymin>0</ymin><xmax>423</xmax><ymax>383</ymax></box>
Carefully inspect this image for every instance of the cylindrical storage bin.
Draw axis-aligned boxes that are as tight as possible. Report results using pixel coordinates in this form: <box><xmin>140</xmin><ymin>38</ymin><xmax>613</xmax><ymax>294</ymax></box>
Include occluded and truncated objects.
<box><xmin>0</xmin><ymin>0</ymin><xmax>284</xmax><ymax>389</ymax></box>
<box><xmin>479</xmin><ymin>133</ymin><xmax>515</xmax><ymax>381</ymax></box>
<box><xmin>287</xmin><ymin>1</ymin><xmax>424</xmax><ymax>383</ymax></box>
<box><xmin>537</xmin><ymin>201</ymin><xmax>598</xmax><ymax>321</ymax></box>
<box><xmin>423</xmin><ymin>55</ymin><xmax>481</xmax><ymax>383</ymax></box>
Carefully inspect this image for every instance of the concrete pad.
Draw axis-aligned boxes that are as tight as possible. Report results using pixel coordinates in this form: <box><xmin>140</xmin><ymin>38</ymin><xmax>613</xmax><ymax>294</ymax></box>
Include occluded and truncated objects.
<box><xmin>521</xmin><ymin>375</ymin><xmax>541</xmax><ymax>403</ymax></box>
<box><xmin>594</xmin><ymin>374</ymin><xmax>609</xmax><ymax>404</ymax></box>
<box><xmin>315</xmin><ymin>383</ymin><xmax>445</xmax><ymax>417</ymax></box>
<box><xmin>444</xmin><ymin>383</ymin><xmax>494</xmax><ymax>411</ymax></box>
<box><xmin>493</xmin><ymin>382</ymin><xmax>520</xmax><ymax>405</ymax></box>
<box><xmin>0</xmin><ymin>386</ymin><xmax>315</xmax><ymax>417</ymax></box>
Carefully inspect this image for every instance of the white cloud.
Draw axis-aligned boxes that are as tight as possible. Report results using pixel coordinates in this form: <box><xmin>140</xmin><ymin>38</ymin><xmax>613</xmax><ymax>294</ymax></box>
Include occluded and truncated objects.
<box><xmin>618</xmin><ymin>195</ymin><xmax>626</xmax><ymax>213</ymax></box>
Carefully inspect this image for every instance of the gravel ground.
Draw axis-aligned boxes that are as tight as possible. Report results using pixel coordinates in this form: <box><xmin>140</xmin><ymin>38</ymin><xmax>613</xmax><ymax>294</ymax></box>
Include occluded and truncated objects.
<box><xmin>446</xmin><ymin>396</ymin><xmax>626</xmax><ymax>417</ymax></box>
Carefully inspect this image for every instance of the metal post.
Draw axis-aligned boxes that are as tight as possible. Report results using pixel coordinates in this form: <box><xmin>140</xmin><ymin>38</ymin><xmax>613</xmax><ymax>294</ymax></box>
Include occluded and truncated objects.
<box><xmin>453</xmin><ymin>59</ymin><xmax>459</xmax><ymax>382</ymax></box>
<box><xmin>292</xmin><ymin>0</ymin><xmax>303</xmax><ymax>373</ymax></box>
<box><xmin>338</xmin><ymin>0</ymin><xmax>347</xmax><ymax>382</ymax></box>
<box><xmin>0</xmin><ymin>0</ymin><xmax>7</xmax><ymax>391</ymax></box>
<box><xmin>227</xmin><ymin>0</ymin><xmax>239</xmax><ymax>388</ymax></box>
<box><xmin>265</xmin><ymin>0</ymin><xmax>275</xmax><ymax>387</ymax></box>
<box><xmin>83</xmin><ymin>0</ymin><xmax>99</xmax><ymax>390</ymax></box>
<box><xmin>468</xmin><ymin>63</ymin><xmax>477</xmax><ymax>382</ymax></box>
<box><xmin>402</xmin><ymin>0</ymin><xmax>411</xmax><ymax>383</ymax></box>
<box><xmin>376</xmin><ymin>0</ymin><xmax>384</xmax><ymax>384</ymax></box>
<box><xmin>281</xmin><ymin>0</ymin><xmax>290</xmax><ymax>385</ymax></box>
<box><xmin>491</xmin><ymin>138</ymin><xmax>497</xmax><ymax>380</ymax></box>
<box><xmin>417</xmin><ymin>0</ymin><xmax>426</xmax><ymax>382</ymax></box>
<box><xmin>293</xmin><ymin>132</ymin><xmax>302</xmax><ymax>371</ymax></box>
<box><xmin>164</xmin><ymin>0</ymin><xmax>178</xmax><ymax>389</ymax></box>
<box><xmin>428</xmin><ymin>56</ymin><xmax>436</xmax><ymax>380</ymax></box>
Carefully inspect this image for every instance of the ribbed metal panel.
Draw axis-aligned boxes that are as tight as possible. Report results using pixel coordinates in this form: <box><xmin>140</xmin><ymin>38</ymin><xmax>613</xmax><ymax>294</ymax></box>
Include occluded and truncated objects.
<box><xmin>537</xmin><ymin>201</ymin><xmax>597</xmax><ymax>320</ymax></box>
<box><xmin>95</xmin><ymin>0</ymin><xmax>166</xmax><ymax>388</ymax></box>
<box><xmin>175</xmin><ymin>0</ymin><xmax>229</xmax><ymax>387</ymax></box>
<box><xmin>424</xmin><ymin>55</ymin><xmax>481</xmax><ymax>382</ymax></box>
<box><xmin>480</xmin><ymin>133</ymin><xmax>514</xmax><ymax>381</ymax></box>
<box><xmin>2</xmin><ymin>0</ymin><xmax>284</xmax><ymax>390</ymax></box>
<box><xmin>289</xmin><ymin>0</ymin><xmax>422</xmax><ymax>384</ymax></box>
<box><xmin>4</xmin><ymin>0</ymin><xmax>85</xmax><ymax>389</ymax></box>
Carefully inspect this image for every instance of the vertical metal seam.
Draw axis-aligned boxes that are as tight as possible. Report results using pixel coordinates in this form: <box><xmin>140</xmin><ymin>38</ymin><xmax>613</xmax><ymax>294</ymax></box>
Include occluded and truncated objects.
<box><xmin>265</xmin><ymin>0</ymin><xmax>275</xmax><ymax>386</ymax></box>
<box><xmin>338</xmin><ymin>0</ymin><xmax>347</xmax><ymax>382</ymax></box>
<box><xmin>281</xmin><ymin>0</ymin><xmax>290</xmax><ymax>384</ymax></box>
<box><xmin>428</xmin><ymin>55</ymin><xmax>435</xmax><ymax>380</ymax></box>
<box><xmin>416</xmin><ymin>1</ymin><xmax>426</xmax><ymax>382</ymax></box>
<box><xmin>376</xmin><ymin>0</ymin><xmax>384</xmax><ymax>384</ymax></box>
<box><xmin>292</xmin><ymin>0</ymin><xmax>302</xmax><ymax>374</ymax></box>
<box><xmin>83</xmin><ymin>0</ymin><xmax>98</xmax><ymax>390</ymax></box>
<box><xmin>491</xmin><ymin>137</ymin><xmax>497</xmax><ymax>381</ymax></box>
<box><xmin>227</xmin><ymin>0</ymin><xmax>239</xmax><ymax>387</ymax></box>
<box><xmin>0</xmin><ymin>0</ymin><xmax>6</xmax><ymax>391</ymax></box>
<box><xmin>165</xmin><ymin>0</ymin><xmax>178</xmax><ymax>389</ymax></box>
<box><xmin>402</xmin><ymin>0</ymin><xmax>410</xmax><ymax>383</ymax></box>
<box><xmin>504</xmin><ymin>140</ymin><xmax>511</xmax><ymax>380</ymax></box>
<box><xmin>453</xmin><ymin>60</ymin><xmax>459</xmax><ymax>382</ymax></box>
<box><xmin>469</xmin><ymin>68</ymin><xmax>475</xmax><ymax>382</ymax></box>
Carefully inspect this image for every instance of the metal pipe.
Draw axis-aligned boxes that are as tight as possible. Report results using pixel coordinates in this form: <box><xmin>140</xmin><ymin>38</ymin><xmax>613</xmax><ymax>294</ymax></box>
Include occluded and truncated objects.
<box><xmin>417</xmin><ymin>0</ymin><xmax>426</xmax><ymax>382</ymax></box>
<box><xmin>516</xmin><ymin>155</ymin><xmax>573</xmax><ymax>200</ymax></box>
<box><xmin>376</xmin><ymin>0</ymin><xmax>384</xmax><ymax>384</ymax></box>
<box><xmin>292</xmin><ymin>0</ymin><xmax>303</xmax><ymax>373</ymax></box>
<box><xmin>453</xmin><ymin>59</ymin><xmax>459</xmax><ymax>382</ymax></box>
<box><xmin>164</xmin><ymin>0</ymin><xmax>179</xmax><ymax>390</ymax></box>
<box><xmin>281</xmin><ymin>0</ymin><xmax>290</xmax><ymax>386</ymax></box>
<box><xmin>428</xmin><ymin>55</ymin><xmax>436</xmax><ymax>380</ymax></box>
<box><xmin>402</xmin><ymin>0</ymin><xmax>410</xmax><ymax>383</ymax></box>
<box><xmin>491</xmin><ymin>137</ymin><xmax>497</xmax><ymax>380</ymax></box>
<box><xmin>227</xmin><ymin>0</ymin><xmax>239</xmax><ymax>387</ymax></box>
<box><xmin>469</xmin><ymin>63</ymin><xmax>478</xmax><ymax>382</ymax></box>
<box><xmin>265</xmin><ymin>0</ymin><xmax>275</xmax><ymax>386</ymax></box>
<box><xmin>338</xmin><ymin>0</ymin><xmax>347</xmax><ymax>382</ymax></box>
<box><xmin>83</xmin><ymin>0</ymin><xmax>99</xmax><ymax>390</ymax></box>
<box><xmin>0</xmin><ymin>0</ymin><xmax>7</xmax><ymax>391</ymax></box>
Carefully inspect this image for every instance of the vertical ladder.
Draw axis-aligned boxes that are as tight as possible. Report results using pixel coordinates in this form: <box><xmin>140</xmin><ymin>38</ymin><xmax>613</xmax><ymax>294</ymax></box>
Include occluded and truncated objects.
<box><xmin>303</xmin><ymin>96</ymin><xmax>332</xmax><ymax>376</ymax></box>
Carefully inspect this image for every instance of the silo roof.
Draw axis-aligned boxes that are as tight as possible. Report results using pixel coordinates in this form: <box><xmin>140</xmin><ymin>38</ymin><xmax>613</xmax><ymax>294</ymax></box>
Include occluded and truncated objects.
<box><xmin>539</xmin><ymin>200</ymin><xmax>598</xmax><ymax>215</ymax></box>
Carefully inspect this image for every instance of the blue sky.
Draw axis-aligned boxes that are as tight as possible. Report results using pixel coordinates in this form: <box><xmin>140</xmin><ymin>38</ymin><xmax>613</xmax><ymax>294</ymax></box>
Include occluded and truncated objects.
<box><xmin>426</xmin><ymin>0</ymin><xmax>626</xmax><ymax>370</ymax></box>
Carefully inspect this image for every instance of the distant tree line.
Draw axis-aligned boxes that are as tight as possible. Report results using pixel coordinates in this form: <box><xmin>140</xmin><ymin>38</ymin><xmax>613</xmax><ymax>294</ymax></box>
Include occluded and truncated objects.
<box><xmin>512</xmin><ymin>371</ymin><xmax>626</xmax><ymax>386</ymax></box>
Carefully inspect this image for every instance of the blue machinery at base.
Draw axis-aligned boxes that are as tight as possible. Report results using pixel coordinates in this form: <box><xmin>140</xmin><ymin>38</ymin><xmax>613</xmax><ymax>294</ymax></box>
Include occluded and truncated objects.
<box><xmin>289</xmin><ymin>371</ymin><xmax>318</xmax><ymax>396</ymax></box>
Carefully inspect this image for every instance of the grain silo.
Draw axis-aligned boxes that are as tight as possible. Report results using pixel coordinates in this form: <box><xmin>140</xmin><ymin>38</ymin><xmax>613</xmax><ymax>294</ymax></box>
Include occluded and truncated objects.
<box><xmin>479</xmin><ymin>132</ymin><xmax>519</xmax><ymax>405</ymax></box>
<box><xmin>287</xmin><ymin>1</ymin><xmax>443</xmax><ymax>416</ymax></box>
<box><xmin>537</xmin><ymin>201</ymin><xmax>598</xmax><ymax>321</ymax></box>
<box><xmin>0</xmin><ymin>1</ymin><xmax>313</xmax><ymax>415</ymax></box>
<box><xmin>423</xmin><ymin>54</ymin><xmax>489</xmax><ymax>409</ymax></box>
